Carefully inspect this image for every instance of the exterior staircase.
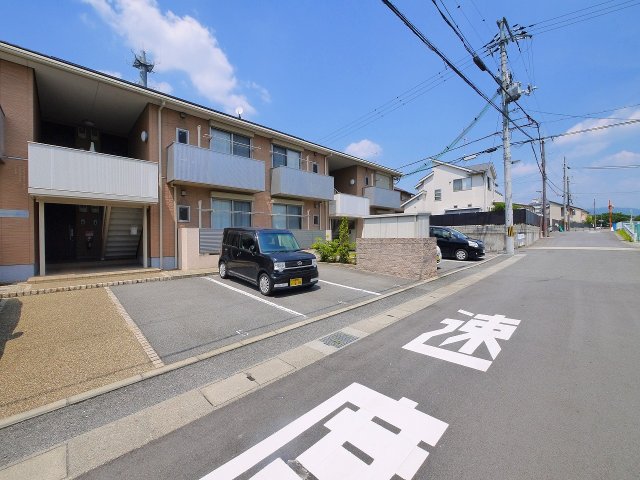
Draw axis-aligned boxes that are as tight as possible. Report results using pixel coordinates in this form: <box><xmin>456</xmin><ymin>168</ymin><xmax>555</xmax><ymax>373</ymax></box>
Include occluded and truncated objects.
<box><xmin>101</xmin><ymin>207</ymin><xmax>143</xmax><ymax>260</ymax></box>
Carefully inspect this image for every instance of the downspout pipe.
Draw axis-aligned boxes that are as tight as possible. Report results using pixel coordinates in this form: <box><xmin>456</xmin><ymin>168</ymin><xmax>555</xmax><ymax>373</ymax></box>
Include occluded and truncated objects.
<box><xmin>158</xmin><ymin>101</ymin><xmax>165</xmax><ymax>269</ymax></box>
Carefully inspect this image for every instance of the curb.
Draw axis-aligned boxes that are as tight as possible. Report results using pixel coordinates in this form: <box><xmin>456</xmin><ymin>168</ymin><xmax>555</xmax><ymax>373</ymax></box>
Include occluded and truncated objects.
<box><xmin>0</xmin><ymin>271</ymin><xmax>216</xmax><ymax>299</ymax></box>
<box><xmin>0</xmin><ymin>256</ymin><xmax>502</xmax><ymax>430</ymax></box>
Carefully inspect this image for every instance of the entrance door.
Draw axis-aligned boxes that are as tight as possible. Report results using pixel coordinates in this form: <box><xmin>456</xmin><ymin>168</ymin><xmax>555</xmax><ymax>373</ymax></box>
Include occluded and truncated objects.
<box><xmin>75</xmin><ymin>205</ymin><xmax>102</xmax><ymax>260</ymax></box>
<box><xmin>45</xmin><ymin>204</ymin><xmax>76</xmax><ymax>262</ymax></box>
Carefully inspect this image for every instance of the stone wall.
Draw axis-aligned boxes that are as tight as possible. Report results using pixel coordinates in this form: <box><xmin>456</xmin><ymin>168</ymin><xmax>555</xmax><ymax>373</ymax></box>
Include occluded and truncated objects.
<box><xmin>356</xmin><ymin>237</ymin><xmax>437</xmax><ymax>280</ymax></box>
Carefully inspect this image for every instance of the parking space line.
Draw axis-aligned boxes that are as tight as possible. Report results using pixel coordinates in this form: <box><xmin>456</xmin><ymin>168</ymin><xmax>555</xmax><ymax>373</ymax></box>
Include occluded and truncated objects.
<box><xmin>203</xmin><ymin>277</ymin><xmax>306</xmax><ymax>318</ymax></box>
<box><xmin>318</xmin><ymin>279</ymin><xmax>381</xmax><ymax>296</ymax></box>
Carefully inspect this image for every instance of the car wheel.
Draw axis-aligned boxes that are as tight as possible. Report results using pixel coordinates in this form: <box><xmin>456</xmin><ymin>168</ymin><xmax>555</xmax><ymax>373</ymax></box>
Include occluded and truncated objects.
<box><xmin>454</xmin><ymin>249</ymin><xmax>469</xmax><ymax>261</ymax></box>
<box><xmin>258</xmin><ymin>273</ymin><xmax>273</xmax><ymax>296</ymax></box>
<box><xmin>219</xmin><ymin>261</ymin><xmax>228</xmax><ymax>279</ymax></box>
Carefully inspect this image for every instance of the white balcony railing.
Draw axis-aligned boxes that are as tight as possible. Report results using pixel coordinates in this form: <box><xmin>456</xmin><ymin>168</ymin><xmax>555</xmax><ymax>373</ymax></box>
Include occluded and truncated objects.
<box><xmin>271</xmin><ymin>166</ymin><xmax>334</xmax><ymax>201</ymax></box>
<box><xmin>363</xmin><ymin>186</ymin><xmax>401</xmax><ymax>210</ymax></box>
<box><xmin>330</xmin><ymin>193</ymin><xmax>370</xmax><ymax>218</ymax></box>
<box><xmin>28</xmin><ymin>142</ymin><xmax>158</xmax><ymax>203</ymax></box>
<box><xmin>167</xmin><ymin>143</ymin><xmax>265</xmax><ymax>193</ymax></box>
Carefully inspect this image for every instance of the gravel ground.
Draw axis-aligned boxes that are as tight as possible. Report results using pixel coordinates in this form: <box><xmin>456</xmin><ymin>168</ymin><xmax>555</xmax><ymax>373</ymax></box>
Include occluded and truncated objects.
<box><xmin>0</xmin><ymin>288</ymin><xmax>153</xmax><ymax>419</ymax></box>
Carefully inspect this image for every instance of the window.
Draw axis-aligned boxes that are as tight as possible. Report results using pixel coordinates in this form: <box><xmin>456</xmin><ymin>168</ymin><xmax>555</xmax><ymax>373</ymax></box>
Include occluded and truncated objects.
<box><xmin>375</xmin><ymin>173</ymin><xmax>391</xmax><ymax>189</ymax></box>
<box><xmin>177</xmin><ymin>205</ymin><xmax>190</xmax><ymax>222</ymax></box>
<box><xmin>177</xmin><ymin>128</ymin><xmax>189</xmax><ymax>144</ymax></box>
<box><xmin>365</xmin><ymin>176</ymin><xmax>370</xmax><ymax>186</ymax></box>
<box><xmin>211</xmin><ymin>128</ymin><xmax>251</xmax><ymax>158</ymax></box>
<box><xmin>239</xmin><ymin>232</ymin><xmax>256</xmax><ymax>252</ymax></box>
<box><xmin>487</xmin><ymin>178</ymin><xmax>492</xmax><ymax>191</ymax></box>
<box><xmin>434</xmin><ymin>189</ymin><xmax>442</xmax><ymax>201</ymax></box>
<box><xmin>313</xmin><ymin>215</ymin><xmax>320</xmax><ymax>226</ymax></box>
<box><xmin>272</xmin><ymin>145</ymin><xmax>301</xmax><ymax>169</ymax></box>
<box><xmin>312</xmin><ymin>162</ymin><xmax>319</xmax><ymax>173</ymax></box>
<box><xmin>453</xmin><ymin>177</ymin><xmax>472</xmax><ymax>192</ymax></box>
<box><xmin>211</xmin><ymin>199</ymin><xmax>251</xmax><ymax>228</ymax></box>
<box><xmin>273</xmin><ymin>204</ymin><xmax>302</xmax><ymax>229</ymax></box>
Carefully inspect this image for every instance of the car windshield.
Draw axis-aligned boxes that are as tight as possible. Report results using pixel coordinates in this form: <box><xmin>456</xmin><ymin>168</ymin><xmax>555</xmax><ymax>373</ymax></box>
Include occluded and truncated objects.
<box><xmin>257</xmin><ymin>232</ymin><xmax>300</xmax><ymax>253</ymax></box>
<box><xmin>449</xmin><ymin>228</ymin><xmax>468</xmax><ymax>240</ymax></box>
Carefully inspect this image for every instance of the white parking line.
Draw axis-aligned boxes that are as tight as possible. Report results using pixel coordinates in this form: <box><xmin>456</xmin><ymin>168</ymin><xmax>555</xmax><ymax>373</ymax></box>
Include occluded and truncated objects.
<box><xmin>203</xmin><ymin>277</ymin><xmax>306</xmax><ymax>318</ymax></box>
<box><xmin>318</xmin><ymin>279</ymin><xmax>381</xmax><ymax>296</ymax></box>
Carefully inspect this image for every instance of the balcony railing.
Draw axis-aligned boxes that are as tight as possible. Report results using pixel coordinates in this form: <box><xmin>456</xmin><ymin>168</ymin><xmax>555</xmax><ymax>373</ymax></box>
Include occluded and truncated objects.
<box><xmin>28</xmin><ymin>142</ymin><xmax>158</xmax><ymax>203</ymax></box>
<box><xmin>271</xmin><ymin>166</ymin><xmax>334</xmax><ymax>201</ymax></box>
<box><xmin>363</xmin><ymin>186</ymin><xmax>401</xmax><ymax>210</ymax></box>
<box><xmin>330</xmin><ymin>193</ymin><xmax>370</xmax><ymax>218</ymax></box>
<box><xmin>167</xmin><ymin>142</ymin><xmax>265</xmax><ymax>193</ymax></box>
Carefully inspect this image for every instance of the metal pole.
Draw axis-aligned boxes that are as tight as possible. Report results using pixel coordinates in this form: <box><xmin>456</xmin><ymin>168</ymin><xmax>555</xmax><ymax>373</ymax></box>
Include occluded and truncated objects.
<box><xmin>38</xmin><ymin>200</ymin><xmax>46</xmax><ymax>276</ymax></box>
<box><xmin>541</xmin><ymin>137</ymin><xmax>548</xmax><ymax>237</ymax></box>
<box><xmin>563</xmin><ymin>157</ymin><xmax>567</xmax><ymax>231</ymax></box>
<box><xmin>499</xmin><ymin>18</ymin><xmax>514</xmax><ymax>254</ymax></box>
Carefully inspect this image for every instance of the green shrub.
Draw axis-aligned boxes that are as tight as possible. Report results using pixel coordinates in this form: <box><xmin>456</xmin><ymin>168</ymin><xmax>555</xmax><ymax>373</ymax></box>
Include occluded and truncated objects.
<box><xmin>311</xmin><ymin>217</ymin><xmax>355</xmax><ymax>263</ymax></box>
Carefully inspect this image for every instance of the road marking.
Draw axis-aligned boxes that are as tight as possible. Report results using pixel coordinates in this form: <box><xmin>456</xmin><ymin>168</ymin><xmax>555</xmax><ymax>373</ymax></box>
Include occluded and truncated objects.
<box><xmin>527</xmin><ymin>246</ymin><xmax>636</xmax><ymax>251</ymax></box>
<box><xmin>203</xmin><ymin>277</ymin><xmax>306</xmax><ymax>318</ymax></box>
<box><xmin>105</xmin><ymin>287</ymin><xmax>164</xmax><ymax>368</ymax></box>
<box><xmin>318</xmin><ymin>279</ymin><xmax>381</xmax><ymax>296</ymax></box>
<box><xmin>201</xmin><ymin>383</ymin><xmax>447</xmax><ymax>480</ymax></box>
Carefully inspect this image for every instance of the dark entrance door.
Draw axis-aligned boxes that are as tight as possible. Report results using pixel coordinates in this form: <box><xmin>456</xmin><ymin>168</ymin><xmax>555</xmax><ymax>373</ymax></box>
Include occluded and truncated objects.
<box><xmin>45</xmin><ymin>204</ymin><xmax>103</xmax><ymax>262</ymax></box>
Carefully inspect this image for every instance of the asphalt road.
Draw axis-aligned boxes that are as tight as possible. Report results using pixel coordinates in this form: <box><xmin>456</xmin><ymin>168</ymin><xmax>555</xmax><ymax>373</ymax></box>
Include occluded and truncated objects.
<box><xmin>80</xmin><ymin>231</ymin><xmax>640</xmax><ymax>479</ymax></box>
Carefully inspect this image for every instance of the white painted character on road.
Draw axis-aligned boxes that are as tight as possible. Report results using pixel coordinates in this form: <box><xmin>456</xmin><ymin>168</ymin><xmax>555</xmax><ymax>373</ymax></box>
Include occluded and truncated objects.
<box><xmin>201</xmin><ymin>382</ymin><xmax>448</xmax><ymax>480</ymax></box>
<box><xmin>403</xmin><ymin>310</ymin><xmax>521</xmax><ymax>372</ymax></box>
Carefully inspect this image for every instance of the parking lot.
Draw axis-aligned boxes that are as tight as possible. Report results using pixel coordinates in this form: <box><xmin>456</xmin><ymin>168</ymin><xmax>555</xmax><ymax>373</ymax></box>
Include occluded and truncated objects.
<box><xmin>109</xmin><ymin>264</ymin><xmax>413</xmax><ymax>364</ymax></box>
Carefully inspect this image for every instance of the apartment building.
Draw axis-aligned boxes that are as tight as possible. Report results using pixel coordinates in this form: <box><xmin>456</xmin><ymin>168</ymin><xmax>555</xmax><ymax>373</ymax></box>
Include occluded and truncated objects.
<box><xmin>403</xmin><ymin>160</ymin><xmax>503</xmax><ymax>215</ymax></box>
<box><xmin>0</xmin><ymin>41</ymin><xmax>401</xmax><ymax>283</ymax></box>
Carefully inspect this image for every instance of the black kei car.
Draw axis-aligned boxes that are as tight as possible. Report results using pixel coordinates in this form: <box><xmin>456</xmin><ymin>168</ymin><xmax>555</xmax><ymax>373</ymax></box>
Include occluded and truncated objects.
<box><xmin>218</xmin><ymin>227</ymin><xmax>318</xmax><ymax>295</ymax></box>
<box><xmin>429</xmin><ymin>226</ymin><xmax>485</xmax><ymax>261</ymax></box>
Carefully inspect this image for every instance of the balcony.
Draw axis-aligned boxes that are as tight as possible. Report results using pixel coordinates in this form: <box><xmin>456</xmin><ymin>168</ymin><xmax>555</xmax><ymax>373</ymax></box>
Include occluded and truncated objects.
<box><xmin>167</xmin><ymin>143</ymin><xmax>265</xmax><ymax>193</ymax></box>
<box><xmin>363</xmin><ymin>186</ymin><xmax>401</xmax><ymax>210</ymax></box>
<box><xmin>271</xmin><ymin>166</ymin><xmax>334</xmax><ymax>201</ymax></box>
<box><xmin>330</xmin><ymin>193</ymin><xmax>370</xmax><ymax>218</ymax></box>
<box><xmin>28</xmin><ymin>142</ymin><xmax>158</xmax><ymax>204</ymax></box>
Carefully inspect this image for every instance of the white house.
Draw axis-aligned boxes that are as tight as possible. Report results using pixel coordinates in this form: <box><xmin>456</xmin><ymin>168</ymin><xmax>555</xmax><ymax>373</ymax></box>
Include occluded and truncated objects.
<box><xmin>403</xmin><ymin>160</ymin><xmax>503</xmax><ymax>215</ymax></box>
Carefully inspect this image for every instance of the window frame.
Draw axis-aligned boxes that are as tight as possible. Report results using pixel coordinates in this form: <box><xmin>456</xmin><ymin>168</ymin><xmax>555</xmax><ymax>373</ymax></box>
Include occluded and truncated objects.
<box><xmin>453</xmin><ymin>177</ymin><xmax>472</xmax><ymax>192</ymax></box>
<box><xmin>177</xmin><ymin>205</ymin><xmax>190</xmax><ymax>223</ymax></box>
<box><xmin>211</xmin><ymin>198</ymin><xmax>252</xmax><ymax>229</ymax></box>
<box><xmin>434</xmin><ymin>189</ymin><xmax>442</xmax><ymax>201</ymax></box>
<box><xmin>176</xmin><ymin>128</ymin><xmax>189</xmax><ymax>145</ymax></box>
<box><xmin>272</xmin><ymin>144</ymin><xmax>302</xmax><ymax>169</ymax></box>
<box><xmin>210</xmin><ymin>127</ymin><xmax>251</xmax><ymax>158</ymax></box>
<box><xmin>272</xmin><ymin>203</ymin><xmax>303</xmax><ymax>230</ymax></box>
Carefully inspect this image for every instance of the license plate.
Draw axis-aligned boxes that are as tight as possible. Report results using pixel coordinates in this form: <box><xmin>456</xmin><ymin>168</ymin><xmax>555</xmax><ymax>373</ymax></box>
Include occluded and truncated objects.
<box><xmin>290</xmin><ymin>278</ymin><xmax>302</xmax><ymax>287</ymax></box>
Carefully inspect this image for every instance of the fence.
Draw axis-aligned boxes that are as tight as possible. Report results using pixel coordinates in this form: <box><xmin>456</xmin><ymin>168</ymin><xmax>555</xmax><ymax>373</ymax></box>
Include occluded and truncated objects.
<box><xmin>197</xmin><ymin>227</ymin><xmax>322</xmax><ymax>254</ymax></box>
<box><xmin>430</xmin><ymin>209</ymin><xmax>541</xmax><ymax>227</ymax></box>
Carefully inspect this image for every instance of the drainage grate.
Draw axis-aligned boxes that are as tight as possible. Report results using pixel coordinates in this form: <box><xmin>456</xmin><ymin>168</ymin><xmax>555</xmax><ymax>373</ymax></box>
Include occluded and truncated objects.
<box><xmin>320</xmin><ymin>331</ymin><xmax>359</xmax><ymax>349</ymax></box>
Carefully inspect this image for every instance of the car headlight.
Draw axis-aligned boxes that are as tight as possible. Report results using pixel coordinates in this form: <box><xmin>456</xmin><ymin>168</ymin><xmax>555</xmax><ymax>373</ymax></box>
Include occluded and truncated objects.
<box><xmin>468</xmin><ymin>240</ymin><xmax>479</xmax><ymax>248</ymax></box>
<box><xmin>312</xmin><ymin>258</ymin><xmax>317</xmax><ymax>268</ymax></box>
<box><xmin>274</xmin><ymin>262</ymin><xmax>286</xmax><ymax>272</ymax></box>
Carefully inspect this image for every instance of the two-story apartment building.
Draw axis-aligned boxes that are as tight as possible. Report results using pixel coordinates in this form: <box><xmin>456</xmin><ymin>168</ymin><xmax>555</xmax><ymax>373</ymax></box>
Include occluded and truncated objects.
<box><xmin>402</xmin><ymin>160</ymin><xmax>503</xmax><ymax>215</ymax></box>
<box><xmin>0</xmin><ymin>41</ymin><xmax>401</xmax><ymax>283</ymax></box>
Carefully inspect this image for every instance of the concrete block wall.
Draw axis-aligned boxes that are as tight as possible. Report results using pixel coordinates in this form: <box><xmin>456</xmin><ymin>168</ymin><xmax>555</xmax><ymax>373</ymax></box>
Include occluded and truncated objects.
<box><xmin>356</xmin><ymin>237</ymin><xmax>437</xmax><ymax>281</ymax></box>
<box><xmin>452</xmin><ymin>224</ymin><xmax>540</xmax><ymax>252</ymax></box>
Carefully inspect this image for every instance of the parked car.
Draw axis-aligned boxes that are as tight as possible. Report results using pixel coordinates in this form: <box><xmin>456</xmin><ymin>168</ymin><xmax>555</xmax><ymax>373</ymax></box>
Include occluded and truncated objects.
<box><xmin>219</xmin><ymin>227</ymin><xmax>318</xmax><ymax>295</ymax></box>
<box><xmin>429</xmin><ymin>226</ymin><xmax>485</xmax><ymax>261</ymax></box>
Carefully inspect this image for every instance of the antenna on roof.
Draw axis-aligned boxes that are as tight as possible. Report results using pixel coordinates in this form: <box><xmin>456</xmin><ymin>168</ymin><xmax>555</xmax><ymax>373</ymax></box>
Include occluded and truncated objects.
<box><xmin>132</xmin><ymin>50</ymin><xmax>154</xmax><ymax>87</ymax></box>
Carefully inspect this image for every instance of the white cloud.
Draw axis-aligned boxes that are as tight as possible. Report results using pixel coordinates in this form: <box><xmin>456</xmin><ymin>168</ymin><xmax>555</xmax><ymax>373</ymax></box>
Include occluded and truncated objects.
<box><xmin>84</xmin><ymin>0</ymin><xmax>260</xmax><ymax>115</ymax></box>
<box><xmin>512</xmin><ymin>162</ymin><xmax>539</xmax><ymax>178</ymax></box>
<box><xmin>555</xmin><ymin>108</ymin><xmax>640</xmax><ymax>147</ymax></box>
<box><xmin>245</xmin><ymin>81</ymin><xmax>271</xmax><ymax>103</ymax></box>
<box><xmin>148</xmin><ymin>79</ymin><xmax>173</xmax><ymax>94</ymax></box>
<box><xmin>344</xmin><ymin>139</ymin><xmax>382</xmax><ymax>159</ymax></box>
<box><xmin>594</xmin><ymin>150</ymin><xmax>640</xmax><ymax>167</ymax></box>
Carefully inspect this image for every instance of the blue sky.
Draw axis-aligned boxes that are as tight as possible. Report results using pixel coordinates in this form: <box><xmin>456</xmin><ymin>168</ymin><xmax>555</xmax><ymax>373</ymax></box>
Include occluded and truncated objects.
<box><xmin>2</xmin><ymin>0</ymin><xmax>639</xmax><ymax>210</ymax></box>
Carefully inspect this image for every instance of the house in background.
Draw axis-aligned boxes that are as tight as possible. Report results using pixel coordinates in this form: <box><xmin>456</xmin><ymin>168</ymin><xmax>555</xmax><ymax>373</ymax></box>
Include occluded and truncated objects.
<box><xmin>529</xmin><ymin>199</ymin><xmax>589</xmax><ymax>228</ymax></box>
<box><xmin>403</xmin><ymin>160</ymin><xmax>503</xmax><ymax>215</ymax></box>
<box><xmin>0</xmin><ymin>41</ymin><xmax>400</xmax><ymax>283</ymax></box>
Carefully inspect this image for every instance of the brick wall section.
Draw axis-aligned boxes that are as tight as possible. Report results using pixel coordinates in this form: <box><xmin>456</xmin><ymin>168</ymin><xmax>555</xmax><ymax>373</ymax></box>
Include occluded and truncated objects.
<box><xmin>356</xmin><ymin>237</ymin><xmax>437</xmax><ymax>281</ymax></box>
<box><xmin>0</xmin><ymin>60</ymin><xmax>36</xmax><ymax>267</ymax></box>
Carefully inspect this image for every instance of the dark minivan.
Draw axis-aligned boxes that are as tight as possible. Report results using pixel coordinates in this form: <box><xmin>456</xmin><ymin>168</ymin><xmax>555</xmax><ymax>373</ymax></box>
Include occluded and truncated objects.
<box><xmin>218</xmin><ymin>227</ymin><xmax>318</xmax><ymax>295</ymax></box>
<box><xmin>429</xmin><ymin>226</ymin><xmax>485</xmax><ymax>261</ymax></box>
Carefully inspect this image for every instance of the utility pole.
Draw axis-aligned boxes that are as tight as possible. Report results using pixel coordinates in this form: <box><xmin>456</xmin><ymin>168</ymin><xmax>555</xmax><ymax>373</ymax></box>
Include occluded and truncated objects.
<box><xmin>593</xmin><ymin>198</ymin><xmax>596</xmax><ymax>229</ymax></box>
<box><xmin>540</xmin><ymin>137</ymin><xmax>548</xmax><ymax>236</ymax></box>
<box><xmin>498</xmin><ymin>18</ymin><xmax>515</xmax><ymax>254</ymax></box>
<box><xmin>567</xmin><ymin>175</ymin><xmax>571</xmax><ymax>231</ymax></box>
<box><xmin>562</xmin><ymin>157</ymin><xmax>567</xmax><ymax>232</ymax></box>
<box><xmin>608</xmin><ymin>199</ymin><xmax>613</xmax><ymax>231</ymax></box>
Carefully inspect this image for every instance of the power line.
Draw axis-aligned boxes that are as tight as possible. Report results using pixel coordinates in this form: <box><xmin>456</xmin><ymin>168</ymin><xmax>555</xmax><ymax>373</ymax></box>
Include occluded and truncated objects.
<box><xmin>579</xmin><ymin>164</ymin><xmax>640</xmax><ymax>169</ymax></box>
